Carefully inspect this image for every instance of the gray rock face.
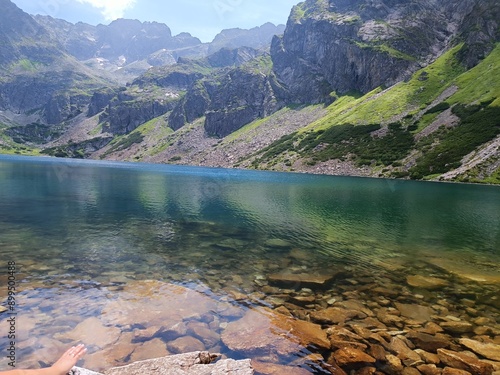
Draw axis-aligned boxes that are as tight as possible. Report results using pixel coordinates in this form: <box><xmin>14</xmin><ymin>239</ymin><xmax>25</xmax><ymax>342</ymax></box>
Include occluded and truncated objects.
<box><xmin>103</xmin><ymin>97</ymin><xmax>176</xmax><ymax>135</ymax></box>
<box><xmin>88</xmin><ymin>88</ymin><xmax>120</xmax><ymax>118</ymax></box>
<box><xmin>455</xmin><ymin>0</ymin><xmax>500</xmax><ymax>68</ymax></box>
<box><xmin>270</xmin><ymin>0</ymin><xmax>498</xmax><ymax>104</ymax></box>
<box><xmin>168</xmin><ymin>47</ymin><xmax>263</xmax><ymax>131</ymax></box>
<box><xmin>168</xmin><ymin>82</ymin><xmax>212</xmax><ymax>131</ymax></box>
<box><xmin>204</xmin><ymin>67</ymin><xmax>280</xmax><ymax>138</ymax></box>
<box><xmin>207</xmin><ymin>47</ymin><xmax>261</xmax><ymax>68</ymax></box>
<box><xmin>208</xmin><ymin>23</ymin><xmax>286</xmax><ymax>55</ymax></box>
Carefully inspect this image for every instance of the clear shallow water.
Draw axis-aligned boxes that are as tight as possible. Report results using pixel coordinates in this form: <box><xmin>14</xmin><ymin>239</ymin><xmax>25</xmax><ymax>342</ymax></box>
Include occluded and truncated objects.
<box><xmin>0</xmin><ymin>155</ymin><xmax>499</xmax><ymax>373</ymax></box>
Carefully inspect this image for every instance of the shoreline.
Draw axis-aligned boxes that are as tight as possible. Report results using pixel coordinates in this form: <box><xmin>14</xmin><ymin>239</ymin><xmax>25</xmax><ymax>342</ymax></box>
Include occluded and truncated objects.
<box><xmin>1</xmin><ymin>152</ymin><xmax>499</xmax><ymax>187</ymax></box>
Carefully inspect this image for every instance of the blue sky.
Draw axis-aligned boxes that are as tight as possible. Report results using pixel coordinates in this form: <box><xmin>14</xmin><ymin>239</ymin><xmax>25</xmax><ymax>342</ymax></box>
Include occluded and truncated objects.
<box><xmin>11</xmin><ymin>0</ymin><xmax>299</xmax><ymax>42</ymax></box>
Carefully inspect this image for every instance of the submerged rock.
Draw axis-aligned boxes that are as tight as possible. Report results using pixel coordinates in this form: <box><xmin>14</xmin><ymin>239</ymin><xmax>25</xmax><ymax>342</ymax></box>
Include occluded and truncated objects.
<box><xmin>129</xmin><ymin>338</ymin><xmax>170</xmax><ymax>363</ymax></box>
<box><xmin>459</xmin><ymin>339</ymin><xmax>500</xmax><ymax>362</ymax></box>
<box><xmin>407</xmin><ymin>331</ymin><xmax>451</xmax><ymax>352</ymax></box>
<box><xmin>406</xmin><ymin>275</ymin><xmax>449</xmax><ymax>290</ymax></box>
<box><xmin>267</xmin><ymin>272</ymin><xmax>336</xmax><ymax>287</ymax></box>
<box><xmin>395</xmin><ymin>303</ymin><xmax>434</xmax><ymax>322</ymax></box>
<box><xmin>57</xmin><ymin>317</ymin><xmax>121</xmax><ymax>348</ymax></box>
<box><xmin>333</xmin><ymin>347</ymin><xmax>376</xmax><ymax>367</ymax></box>
<box><xmin>440</xmin><ymin>321</ymin><xmax>474</xmax><ymax>334</ymax></box>
<box><xmin>221</xmin><ymin>307</ymin><xmax>330</xmax><ymax>356</ymax></box>
<box><xmin>437</xmin><ymin>348</ymin><xmax>494</xmax><ymax>375</ymax></box>
<box><xmin>251</xmin><ymin>361</ymin><xmax>311</xmax><ymax>375</ymax></box>
<box><xmin>311</xmin><ymin>307</ymin><xmax>362</xmax><ymax>324</ymax></box>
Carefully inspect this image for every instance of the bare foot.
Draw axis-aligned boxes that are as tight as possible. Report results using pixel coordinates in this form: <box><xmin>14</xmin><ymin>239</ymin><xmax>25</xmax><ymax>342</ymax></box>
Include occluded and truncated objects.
<box><xmin>50</xmin><ymin>345</ymin><xmax>87</xmax><ymax>375</ymax></box>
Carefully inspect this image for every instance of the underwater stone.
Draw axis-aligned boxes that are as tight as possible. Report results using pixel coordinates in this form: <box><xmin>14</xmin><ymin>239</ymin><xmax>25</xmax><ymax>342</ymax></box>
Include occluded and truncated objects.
<box><xmin>459</xmin><ymin>339</ymin><xmax>500</xmax><ymax>362</ymax></box>
<box><xmin>406</xmin><ymin>275</ymin><xmax>449</xmax><ymax>290</ymax></box>
<box><xmin>268</xmin><ymin>272</ymin><xmax>335</xmax><ymax>286</ymax></box>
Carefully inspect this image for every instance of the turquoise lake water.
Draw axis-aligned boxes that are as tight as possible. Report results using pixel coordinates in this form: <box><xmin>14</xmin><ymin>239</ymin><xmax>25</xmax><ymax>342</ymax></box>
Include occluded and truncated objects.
<box><xmin>0</xmin><ymin>155</ymin><xmax>499</xmax><ymax>372</ymax></box>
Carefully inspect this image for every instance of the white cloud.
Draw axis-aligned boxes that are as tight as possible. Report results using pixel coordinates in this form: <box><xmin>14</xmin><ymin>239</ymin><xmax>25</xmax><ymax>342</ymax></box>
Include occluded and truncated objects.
<box><xmin>75</xmin><ymin>0</ymin><xmax>136</xmax><ymax>20</ymax></box>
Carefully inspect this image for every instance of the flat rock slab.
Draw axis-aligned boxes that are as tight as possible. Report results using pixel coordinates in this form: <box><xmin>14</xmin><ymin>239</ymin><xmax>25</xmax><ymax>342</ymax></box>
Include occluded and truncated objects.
<box><xmin>406</xmin><ymin>275</ymin><xmax>449</xmax><ymax>290</ymax></box>
<box><xmin>395</xmin><ymin>302</ymin><xmax>434</xmax><ymax>322</ymax></box>
<box><xmin>423</xmin><ymin>257</ymin><xmax>500</xmax><ymax>284</ymax></box>
<box><xmin>70</xmin><ymin>352</ymin><xmax>253</xmax><ymax>375</ymax></box>
<box><xmin>268</xmin><ymin>273</ymin><xmax>335</xmax><ymax>286</ymax></box>
<box><xmin>74</xmin><ymin>352</ymin><xmax>252</xmax><ymax>375</ymax></box>
<box><xmin>221</xmin><ymin>307</ymin><xmax>330</xmax><ymax>356</ymax></box>
<box><xmin>459</xmin><ymin>338</ymin><xmax>500</xmax><ymax>361</ymax></box>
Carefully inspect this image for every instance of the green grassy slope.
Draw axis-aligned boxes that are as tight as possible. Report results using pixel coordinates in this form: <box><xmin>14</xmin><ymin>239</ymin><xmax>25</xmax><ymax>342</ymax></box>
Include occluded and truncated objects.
<box><xmin>249</xmin><ymin>43</ymin><xmax>500</xmax><ymax>183</ymax></box>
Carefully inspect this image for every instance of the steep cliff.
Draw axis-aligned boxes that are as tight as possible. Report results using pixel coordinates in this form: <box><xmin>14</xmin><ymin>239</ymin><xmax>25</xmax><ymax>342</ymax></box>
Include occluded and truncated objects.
<box><xmin>208</xmin><ymin>23</ymin><xmax>286</xmax><ymax>54</ymax></box>
<box><xmin>204</xmin><ymin>56</ymin><xmax>280</xmax><ymax>137</ymax></box>
<box><xmin>270</xmin><ymin>0</ymin><xmax>497</xmax><ymax>103</ymax></box>
<box><xmin>168</xmin><ymin>47</ymin><xmax>264</xmax><ymax>131</ymax></box>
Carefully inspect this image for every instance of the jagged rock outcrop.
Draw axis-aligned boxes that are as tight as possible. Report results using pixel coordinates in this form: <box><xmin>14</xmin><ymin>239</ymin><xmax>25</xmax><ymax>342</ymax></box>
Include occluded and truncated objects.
<box><xmin>206</xmin><ymin>47</ymin><xmax>262</xmax><ymax>68</ymax></box>
<box><xmin>455</xmin><ymin>0</ymin><xmax>500</xmax><ymax>68</ymax></box>
<box><xmin>97</xmin><ymin>61</ymin><xmax>210</xmax><ymax>134</ymax></box>
<box><xmin>168</xmin><ymin>47</ymin><xmax>264</xmax><ymax>130</ymax></box>
<box><xmin>208</xmin><ymin>23</ymin><xmax>286</xmax><ymax>54</ymax></box>
<box><xmin>102</xmin><ymin>95</ymin><xmax>177</xmax><ymax>135</ymax></box>
<box><xmin>88</xmin><ymin>88</ymin><xmax>121</xmax><ymax>117</ymax></box>
<box><xmin>270</xmin><ymin>0</ymin><xmax>498</xmax><ymax>104</ymax></box>
<box><xmin>134</xmin><ymin>61</ymin><xmax>207</xmax><ymax>90</ymax></box>
<box><xmin>204</xmin><ymin>63</ymin><xmax>280</xmax><ymax>138</ymax></box>
<box><xmin>168</xmin><ymin>81</ymin><xmax>213</xmax><ymax>131</ymax></box>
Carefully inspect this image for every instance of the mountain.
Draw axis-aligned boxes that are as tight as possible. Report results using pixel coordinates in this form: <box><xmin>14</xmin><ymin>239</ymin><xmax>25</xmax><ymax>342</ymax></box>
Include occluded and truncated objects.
<box><xmin>0</xmin><ymin>0</ymin><xmax>284</xmax><ymax>138</ymax></box>
<box><xmin>34</xmin><ymin>15</ymin><xmax>285</xmax><ymax>81</ymax></box>
<box><xmin>0</xmin><ymin>0</ymin><xmax>111</xmax><ymax>127</ymax></box>
<box><xmin>1</xmin><ymin>0</ymin><xmax>499</xmax><ymax>184</ymax></box>
<box><xmin>34</xmin><ymin>15</ymin><xmax>203</xmax><ymax>81</ymax></box>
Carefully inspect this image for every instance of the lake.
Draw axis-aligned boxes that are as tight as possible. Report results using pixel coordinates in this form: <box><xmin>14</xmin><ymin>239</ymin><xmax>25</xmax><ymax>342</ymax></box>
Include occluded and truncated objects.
<box><xmin>0</xmin><ymin>155</ymin><xmax>499</xmax><ymax>373</ymax></box>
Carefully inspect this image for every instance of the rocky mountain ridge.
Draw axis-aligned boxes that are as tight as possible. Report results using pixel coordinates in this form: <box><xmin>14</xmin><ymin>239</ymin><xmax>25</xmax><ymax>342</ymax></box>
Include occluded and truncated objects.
<box><xmin>1</xmin><ymin>0</ymin><xmax>499</xmax><ymax>184</ymax></box>
<box><xmin>34</xmin><ymin>15</ymin><xmax>285</xmax><ymax>82</ymax></box>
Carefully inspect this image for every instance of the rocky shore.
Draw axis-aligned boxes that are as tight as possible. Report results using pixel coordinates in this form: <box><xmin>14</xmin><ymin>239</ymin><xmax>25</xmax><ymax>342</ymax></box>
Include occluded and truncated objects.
<box><xmin>1</xmin><ymin>221</ymin><xmax>499</xmax><ymax>375</ymax></box>
<box><xmin>2</xmin><ymin>263</ymin><xmax>498</xmax><ymax>375</ymax></box>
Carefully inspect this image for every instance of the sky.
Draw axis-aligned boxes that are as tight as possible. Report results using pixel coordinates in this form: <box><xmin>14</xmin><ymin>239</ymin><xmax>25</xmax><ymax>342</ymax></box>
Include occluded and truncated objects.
<box><xmin>10</xmin><ymin>0</ymin><xmax>300</xmax><ymax>42</ymax></box>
